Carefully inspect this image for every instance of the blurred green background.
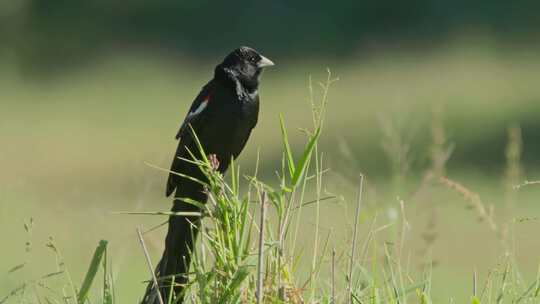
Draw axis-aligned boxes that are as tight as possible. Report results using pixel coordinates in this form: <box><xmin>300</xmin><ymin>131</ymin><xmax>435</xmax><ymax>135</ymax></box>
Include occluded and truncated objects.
<box><xmin>1</xmin><ymin>1</ymin><xmax>540</xmax><ymax>303</ymax></box>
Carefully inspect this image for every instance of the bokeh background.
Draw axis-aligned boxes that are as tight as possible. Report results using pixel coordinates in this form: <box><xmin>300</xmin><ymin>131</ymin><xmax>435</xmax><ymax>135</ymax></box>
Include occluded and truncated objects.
<box><xmin>2</xmin><ymin>1</ymin><xmax>540</xmax><ymax>302</ymax></box>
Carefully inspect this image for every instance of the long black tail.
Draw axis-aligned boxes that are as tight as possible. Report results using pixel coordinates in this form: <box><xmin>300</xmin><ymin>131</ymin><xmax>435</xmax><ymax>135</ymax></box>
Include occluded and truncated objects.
<box><xmin>141</xmin><ymin>182</ymin><xmax>207</xmax><ymax>304</ymax></box>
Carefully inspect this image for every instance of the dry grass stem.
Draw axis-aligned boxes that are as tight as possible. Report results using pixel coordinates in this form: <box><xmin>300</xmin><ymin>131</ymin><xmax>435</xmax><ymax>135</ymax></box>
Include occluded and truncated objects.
<box><xmin>256</xmin><ymin>192</ymin><xmax>268</xmax><ymax>304</ymax></box>
<box><xmin>439</xmin><ymin>176</ymin><xmax>497</xmax><ymax>232</ymax></box>
<box><xmin>137</xmin><ymin>227</ymin><xmax>165</xmax><ymax>304</ymax></box>
<box><xmin>348</xmin><ymin>174</ymin><xmax>364</xmax><ymax>304</ymax></box>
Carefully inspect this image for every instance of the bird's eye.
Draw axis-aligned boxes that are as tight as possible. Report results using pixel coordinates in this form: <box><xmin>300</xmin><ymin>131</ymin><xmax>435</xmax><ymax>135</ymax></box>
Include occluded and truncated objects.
<box><xmin>249</xmin><ymin>56</ymin><xmax>257</xmax><ymax>63</ymax></box>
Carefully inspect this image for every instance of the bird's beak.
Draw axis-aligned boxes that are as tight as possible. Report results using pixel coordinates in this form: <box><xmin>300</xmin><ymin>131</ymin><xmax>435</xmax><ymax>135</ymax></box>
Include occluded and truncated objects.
<box><xmin>258</xmin><ymin>55</ymin><xmax>275</xmax><ymax>68</ymax></box>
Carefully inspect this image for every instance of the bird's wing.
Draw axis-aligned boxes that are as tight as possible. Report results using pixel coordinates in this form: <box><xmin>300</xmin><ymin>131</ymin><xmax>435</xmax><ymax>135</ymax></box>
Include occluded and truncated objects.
<box><xmin>167</xmin><ymin>81</ymin><xmax>214</xmax><ymax>197</ymax></box>
<box><xmin>175</xmin><ymin>82</ymin><xmax>214</xmax><ymax>141</ymax></box>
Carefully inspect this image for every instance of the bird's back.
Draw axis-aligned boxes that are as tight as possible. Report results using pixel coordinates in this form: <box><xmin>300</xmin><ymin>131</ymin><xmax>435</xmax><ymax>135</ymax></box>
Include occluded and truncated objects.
<box><xmin>166</xmin><ymin>79</ymin><xmax>259</xmax><ymax>197</ymax></box>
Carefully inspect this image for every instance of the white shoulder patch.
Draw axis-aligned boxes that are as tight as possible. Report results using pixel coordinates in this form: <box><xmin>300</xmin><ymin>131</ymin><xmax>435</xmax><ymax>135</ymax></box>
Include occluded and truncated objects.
<box><xmin>188</xmin><ymin>100</ymin><xmax>208</xmax><ymax>118</ymax></box>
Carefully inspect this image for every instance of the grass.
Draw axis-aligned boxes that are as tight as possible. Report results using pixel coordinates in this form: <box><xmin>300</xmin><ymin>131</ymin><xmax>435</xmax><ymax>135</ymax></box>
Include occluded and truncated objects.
<box><xmin>2</xmin><ymin>43</ymin><xmax>540</xmax><ymax>303</ymax></box>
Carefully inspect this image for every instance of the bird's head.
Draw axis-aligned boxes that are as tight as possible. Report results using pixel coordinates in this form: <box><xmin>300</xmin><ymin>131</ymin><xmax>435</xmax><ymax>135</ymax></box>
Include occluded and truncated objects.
<box><xmin>218</xmin><ymin>46</ymin><xmax>274</xmax><ymax>91</ymax></box>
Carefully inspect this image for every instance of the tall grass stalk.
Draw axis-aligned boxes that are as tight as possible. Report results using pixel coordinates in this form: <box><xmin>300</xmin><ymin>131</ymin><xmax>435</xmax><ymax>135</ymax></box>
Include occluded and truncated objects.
<box><xmin>137</xmin><ymin>227</ymin><xmax>164</xmax><ymax>304</ymax></box>
<box><xmin>348</xmin><ymin>174</ymin><xmax>364</xmax><ymax>304</ymax></box>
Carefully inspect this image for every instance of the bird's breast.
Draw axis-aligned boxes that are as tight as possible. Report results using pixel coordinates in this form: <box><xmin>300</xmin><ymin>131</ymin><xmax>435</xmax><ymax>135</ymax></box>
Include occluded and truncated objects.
<box><xmin>199</xmin><ymin>97</ymin><xmax>257</xmax><ymax>147</ymax></box>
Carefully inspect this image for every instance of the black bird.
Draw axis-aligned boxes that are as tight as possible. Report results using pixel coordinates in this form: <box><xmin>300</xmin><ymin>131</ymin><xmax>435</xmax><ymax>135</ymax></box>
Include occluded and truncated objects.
<box><xmin>142</xmin><ymin>46</ymin><xmax>274</xmax><ymax>304</ymax></box>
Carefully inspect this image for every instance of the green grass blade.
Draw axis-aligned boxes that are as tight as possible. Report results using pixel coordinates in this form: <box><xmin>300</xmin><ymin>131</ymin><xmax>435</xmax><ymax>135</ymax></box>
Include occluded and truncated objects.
<box><xmin>111</xmin><ymin>211</ymin><xmax>202</xmax><ymax>217</ymax></box>
<box><xmin>291</xmin><ymin>126</ymin><xmax>321</xmax><ymax>187</ymax></box>
<box><xmin>78</xmin><ymin>240</ymin><xmax>108</xmax><ymax>304</ymax></box>
<box><xmin>102</xmin><ymin>248</ymin><xmax>113</xmax><ymax>304</ymax></box>
<box><xmin>188</xmin><ymin>124</ymin><xmax>209</xmax><ymax>164</ymax></box>
<box><xmin>167</xmin><ymin>276</ymin><xmax>175</xmax><ymax>304</ymax></box>
<box><xmin>279</xmin><ymin>114</ymin><xmax>296</xmax><ymax>179</ymax></box>
<box><xmin>218</xmin><ymin>266</ymin><xmax>250</xmax><ymax>304</ymax></box>
<box><xmin>515</xmin><ymin>278</ymin><xmax>539</xmax><ymax>303</ymax></box>
<box><xmin>230</xmin><ymin>158</ymin><xmax>237</xmax><ymax>196</ymax></box>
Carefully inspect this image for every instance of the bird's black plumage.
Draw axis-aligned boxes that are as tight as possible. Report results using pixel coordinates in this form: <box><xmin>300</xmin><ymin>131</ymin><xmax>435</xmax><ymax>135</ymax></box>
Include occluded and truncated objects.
<box><xmin>142</xmin><ymin>46</ymin><xmax>274</xmax><ymax>304</ymax></box>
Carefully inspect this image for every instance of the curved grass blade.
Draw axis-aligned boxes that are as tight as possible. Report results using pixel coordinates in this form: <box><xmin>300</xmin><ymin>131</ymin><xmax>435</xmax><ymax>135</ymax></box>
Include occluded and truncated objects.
<box><xmin>279</xmin><ymin>114</ymin><xmax>296</xmax><ymax>179</ymax></box>
<box><xmin>78</xmin><ymin>240</ymin><xmax>108</xmax><ymax>304</ymax></box>
<box><xmin>291</xmin><ymin>126</ymin><xmax>321</xmax><ymax>187</ymax></box>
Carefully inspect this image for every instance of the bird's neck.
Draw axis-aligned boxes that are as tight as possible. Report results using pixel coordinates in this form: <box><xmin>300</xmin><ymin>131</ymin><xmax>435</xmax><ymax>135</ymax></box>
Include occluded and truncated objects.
<box><xmin>215</xmin><ymin>66</ymin><xmax>259</xmax><ymax>96</ymax></box>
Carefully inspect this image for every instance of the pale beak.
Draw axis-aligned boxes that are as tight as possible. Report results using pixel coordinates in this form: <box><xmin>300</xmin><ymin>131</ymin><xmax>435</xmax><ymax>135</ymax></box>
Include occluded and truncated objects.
<box><xmin>258</xmin><ymin>55</ymin><xmax>275</xmax><ymax>68</ymax></box>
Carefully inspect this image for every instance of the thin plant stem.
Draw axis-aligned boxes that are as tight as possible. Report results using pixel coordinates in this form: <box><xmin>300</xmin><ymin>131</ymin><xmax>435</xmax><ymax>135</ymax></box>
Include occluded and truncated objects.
<box><xmin>137</xmin><ymin>227</ymin><xmax>164</xmax><ymax>304</ymax></box>
<box><xmin>349</xmin><ymin>174</ymin><xmax>364</xmax><ymax>303</ymax></box>
<box><xmin>256</xmin><ymin>192</ymin><xmax>268</xmax><ymax>304</ymax></box>
<box><xmin>332</xmin><ymin>248</ymin><xmax>336</xmax><ymax>304</ymax></box>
